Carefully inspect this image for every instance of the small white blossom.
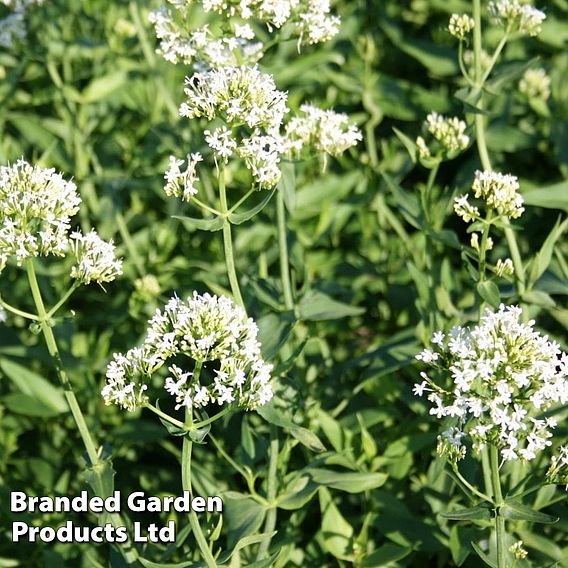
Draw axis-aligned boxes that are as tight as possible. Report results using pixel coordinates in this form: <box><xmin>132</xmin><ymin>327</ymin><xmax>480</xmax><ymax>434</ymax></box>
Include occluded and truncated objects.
<box><xmin>448</xmin><ymin>13</ymin><xmax>475</xmax><ymax>40</ymax></box>
<box><xmin>68</xmin><ymin>230</ymin><xmax>123</xmax><ymax>285</ymax></box>
<box><xmin>163</xmin><ymin>153</ymin><xmax>202</xmax><ymax>201</ymax></box>
<box><xmin>472</xmin><ymin>170</ymin><xmax>524</xmax><ymax>219</ymax></box>
<box><xmin>103</xmin><ymin>292</ymin><xmax>273</xmax><ymax>412</ymax></box>
<box><xmin>416</xmin><ymin>113</ymin><xmax>469</xmax><ymax>161</ymax></box>
<box><xmin>519</xmin><ymin>67</ymin><xmax>551</xmax><ymax>101</ymax></box>
<box><xmin>415</xmin><ymin>305</ymin><xmax>568</xmax><ymax>462</ymax></box>
<box><xmin>495</xmin><ymin>258</ymin><xmax>514</xmax><ymax>278</ymax></box>
<box><xmin>488</xmin><ymin>0</ymin><xmax>546</xmax><ymax>36</ymax></box>
<box><xmin>454</xmin><ymin>194</ymin><xmax>480</xmax><ymax>223</ymax></box>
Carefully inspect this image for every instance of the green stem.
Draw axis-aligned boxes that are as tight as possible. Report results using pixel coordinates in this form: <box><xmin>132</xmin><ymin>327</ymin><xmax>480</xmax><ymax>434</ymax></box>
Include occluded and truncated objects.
<box><xmin>256</xmin><ymin>425</ymin><xmax>279</xmax><ymax>561</ymax></box>
<box><xmin>423</xmin><ymin>161</ymin><xmax>440</xmax><ymax>227</ymax></box>
<box><xmin>451</xmin><ymin>464</ymin><xmax>493</xmax><ymax>503</ymax></box>
<box><xmin>145</xmin><ymin>402</ymin><xmax>186</xmax><ymax>430</ymax></box>
<box><xmin>490</xmin><ymin>445</ymin><xmax>507</xmax><ymax>568</ymax></box>
<box><xmin>0</xmin><ymin>296</ymin><xmax>40</xmax><ymax>321</ymax></box>
<box><xmin>478</xmin><ymin>209</ymin><xmax>494</xmax><ymax>283</ymax></box>
<box><xmin>193</xmin><ymin>196</ymin><xmax>222</xmax><ymax>216</ymax></box>
<box><xmin>25</xmin><ymin>259</ymin><xmax>99</xmax><ymax>466</ymax></box>
<box><xmin>182</xmin><ymin>426</ymin><xmax>217</xmax><ymax>567</ymax></box>
<box><xmin>218</xmin><ymin>165</ymin><xmax>244</xmax><ymax>307</ymax></box>
<box><xmin>481</xmin><ymin>446</ymin><xmax>494</xmax><ymax>500</ymax></box>
<box><xmin>277</xmin><ymin>190</ymin><xmax>294</xmax><ymax>310</ymax></box>
<box><xmin>481</xmin><ymin>33</ymin><xmax>509</xmax><ymax>84</ymax></box>
<box><xmin>192</xmin><ymin>406</ymin><xmax>231</xmax><ymax>429</ymax></box>
<box><xmin>116</xmin><ymin>211</ymin><xmax>145</xmax><ymax>277</ymax></box>
<box><xmin>46</xmin><ymin>281</ymin><xmax>80</xmax><ymax>319</ymax></box>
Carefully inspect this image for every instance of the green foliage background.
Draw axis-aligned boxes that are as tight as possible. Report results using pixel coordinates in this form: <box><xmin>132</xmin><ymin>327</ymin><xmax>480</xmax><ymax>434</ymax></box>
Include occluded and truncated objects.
<box><xmin>0</xmin><ymin>0</ymin><xmax>567</xmax><ymax>566</ymax></box>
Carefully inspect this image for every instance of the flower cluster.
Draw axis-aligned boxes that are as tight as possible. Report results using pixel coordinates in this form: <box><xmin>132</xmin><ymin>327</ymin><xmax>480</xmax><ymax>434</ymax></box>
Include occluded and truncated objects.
<box><xmin>414</xmin><ymin>305</ymin><xmax>568</xmax><ymax>462</ymax></box>
<box><xmin>149</xmin><ymin>8</ymin><xmax>262</xmax><ymax>68</ymax></box>
<box><xmin>509</xmin><ymin>541</ymin><xmax>528</xmax><ymax>560</ymax></box>
<box><xmin>494</xmin><ymin>257</ymin><xmax>514</xmax><ymax>278</ymax></box>
<box><xmin>68</xmin><ymin>230</ymin><xmax>123</xmax><ymax>285</ymax></box>
<box><xmin>416</xmin><ymin>113</ymin><xmax>469</xmax><ymax>162</ymax></box>
<box><xmin>546</xmin><ymin>446</ymin><xmax>568</xmax><ymax>487</ymax></box>
<box><xmin>454</xmin><ymin>170</ymin><xmax>524</xmax><ymax>222</ymax></box>
<box><xmin>488</xmin><ymin>0</ymin><xmax>546</xmax><ymax>37</ymax></box>
<box><xmin>519</xmin><ymin>67</ymin><xmax>551</xmax><ymax>101</ymax></box>
<box><xmin>149</xmin><ymin>0</ymin><xmax>340</xmax><ymax>68</ymax></box>
<box><xmin>163</xmin><ymin>153</ymin><xmax>202</xmax><ymax>202</ymax></box>
<box><xmin>284</xmin><ymin>103</ymin><xmax>362</xmax><ymax>157</ymax></box>
<box><xmin>448</xmin><ymin>13</ymin><xmax>474</xmax><ymax>40</ymax></box>
<box><xmin>179</xmin><ymin>65</ymin><xmax>288</xmax><ymax>188</ymax></box>
<box><xmin>102</xmin><ymin>292</ymin><xmax>274</xmax><ymax>412</ymax></box>
<box><xmin>0</xmin><ymin>160</ymin><xmax>122</xmax><ymax>284</ymax></box>
<box><xmin>0</xmin><ymin>0</ymin><xmax>42</xmax><ymax>48</ymax></box>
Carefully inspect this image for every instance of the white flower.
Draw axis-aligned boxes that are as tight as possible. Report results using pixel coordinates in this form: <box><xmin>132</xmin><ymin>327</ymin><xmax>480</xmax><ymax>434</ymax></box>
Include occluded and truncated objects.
<box><xmin>163</xmin><ymin>153</ymin><xmax>202</xmax><ymax>201</ymax></box>
<box><xmin>472</xmin><ymin>170</ymin><xmax>524</xmax><ymax>219</ymax></box>
<box><xmin>102</xmin><ymin>292</ymin><xmax>273</xmax><ymax>412</ymax></box>
<box><xmin>416</xmin><ymin>113</ymin><xmax>469</xmax><ymax>161</ymax></box>
<box><xmin>0</xmin><ymin>160</ymin><xmax>81</xmax><ymax>272</ymax></box>
<box><xmin>284</xmin><ymin>103</ymin><xmax>362</xmax><ymax>157</ymax></box>
<box><xmin>488</xmin><ymin>0</ymin><xmax>546</xmax><ymax>36</ymax></box>
<box><xmin>495</xmin><ymin>258</ymin><xmax>514</xmax><ymax>278</ymax></box>
<box><xmin>415</xmin><ymin>305</ymin><xmax>568</xmax><ymax>461</ymax></box>
<box><xmin>454</xmin><ymin>194</ymin><xmax>480</xmax><ymax>223</ymax></box>
<box><xmin>205</xmin><ymin>127</ymin><xmax>238</xmax><ymax>162</ymax></box>
<box><xmin>519</xmin><ymin>67</ymin><xmax>551</xmax><ymax>101</ymax></box>
<box><xmin>448</xmin><ymin>13</ymin><xmax>475</xmax><ymax>40</ymax></box>
<box><xmin>68</xmin><ymin>230</ymin><xmax>123</xmax><ymax>285</ymax></box>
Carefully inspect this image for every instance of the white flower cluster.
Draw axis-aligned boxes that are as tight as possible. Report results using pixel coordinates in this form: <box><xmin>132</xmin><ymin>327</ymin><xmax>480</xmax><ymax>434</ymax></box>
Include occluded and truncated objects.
<box><xmin>509</xmin><ymin>541</ymin><xmax>528</xmax><ymax>560</ymax></box>
<box><xmin>519</xmin><ymin>67</ymin><xmax>551</xmax><ymax>101</ymax></box>
<box><xmin>546</xmin><ymin>446</ymin><xmax>568</xmax><ymax>487</ymax></box>
<box><xmin>454</xmin><ymin>170</ymin><xmax>524</xmax><ymax>222</ymax></box>
<box><xmin>416</xmin><ymin>113</ymin><xmax>469</xmax><ymax>161</ymax></box>
<box><xmin>414</xmin><ymin>305</ymin><xmax>568</xmax><ymax>462</ymax></box>
<box><xmin>488</xmin><ymin>0</ymin><xmax>546</xmax><ymax>37</ymax></box>
<box><xmin>102</xmin><ymin>292</ymin><xmax>273</xmax><ymax>413</ymax></box>
<box><xmin>448</xmin><ymin>13</ymin><xmax>475</xmax><ymax>40</ymax></box>
<box><xmin>149</xmin><ymin>0</ymin><xmax>340</xmax><ymax>67</ymax></box>
<box><xmin>494</xmin><ymin>257</ymin><xmax>514</xmax><ymax>278</ymax></box>
<box><xmin>149</xmin><ymin>8</ymin><xmax>262</xmax><ymax>68</ymax></box>
<box><xmin>68</xmin><ymin>230</ymin><xmax>123</xmax><ymax>285</ymax></box>
<box><xmin>163</xmin><ymin>153</ymin><xmax>203</xmax><ymax>202</ymax></box>
<box><xmin>179</xmin><ymin>65</ymin><xmax>288</xmax><ymax>189</ymax></box>
<box><xmin>284</xmin><ymin>103</ymin><xmax>362</xmax><ymax>157</ymax></box>
<box><xmin>0</xmin><ymin>160</ymin><xmax>80</xmax><ymax>271</ymax></box>
<box><xmin>0</xmin><ymin>0</ymin><xmax>42</xmax><ymax>48</ymax></box>
<box><xmin>0</xmin><ymin>160</ymin><xmax>122</xmax><ymax>284</ymax></box>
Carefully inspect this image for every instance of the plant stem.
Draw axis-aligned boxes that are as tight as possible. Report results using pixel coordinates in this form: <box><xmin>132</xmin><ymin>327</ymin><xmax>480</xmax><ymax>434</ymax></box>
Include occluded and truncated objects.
<box><xmin>26</xmin><ymin>259</ymin><xmax>99</xmax><ymax>466</ymax></box>
<box><xmin>116</xmin><ymin>211</ymin><xmax>145</xmax><ymax>277</ymax></box>
<box><xmin>46</xmin><ymin>281</ymin><xmax>80</xmax><ymax>319</ymax></box>
<box><xmin>277</xmin><ymin>190</ymin><xmax>294</xmax><ymax>310</ymax></box>
<box><xmin>451</xmin><ymin>465</ymin><xmax>493</xmax><ymax>503</ymax></box>
<box><xmin>218</xmin><ymin>164</ymin><xmax>244</xmax><ymax>307</ymax></box>
<box><xmin>182</xmin><ymin>406</ymin><xmax>217</xmax><ymax>568</ymax></box>
<box><xmin>0</xmin><ymin>296</ymin><xmax>40</xmax><ymax>320</ymax></box>
<box><xmin>490</xmin><ymin>445</ymin><xmax>507</xmax><ymax>568</ymax></box>
<box><xmin>256</xmin><ymin>425</ymin><xmax>279</xmax><ymax>561</ymax></box>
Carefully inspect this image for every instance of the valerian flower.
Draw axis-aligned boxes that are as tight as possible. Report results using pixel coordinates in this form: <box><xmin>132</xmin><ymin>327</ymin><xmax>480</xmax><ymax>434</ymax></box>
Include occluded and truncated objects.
<box><xmin>448</xmin><ymin>13</ymin><xmax>474</xmax><ymax>40</ymax></box>
<box><xmin>416</xmin><ymin>112</ymin><xmax>469</xmax><ymax>163</ymax></box>
<box><xmin>414</xmin><ymin>304</ymin><xmax>568</xmax><ymax>462</ymax></box>
<box><xmin>454</xmin><ymin>170</ymin><xmax>524</xmax><ymax>222</ymax></box>
<box><xmin>163</xmin><ymin>153</ymin><xmax>202</xmax><ymax>202</ymax></box>
<box><xmin>102</xmin><ymin>292</ymin><xmax>273</xmax><ymax>412</ymax></box>
<box><xmin>0</xmin><ymin>0</ymin><xmax>43</xmax><ymax>48</ymax></box>
<box><xmin>488</xmin><ymin>0</ymin><xmax>546</xmax><ymax>37</ymax></box>
<box><xmin>0</xmin><ymin>159</ymin><xmax>122</xmax><ymax>284</ymax></box>
<box><xmin>519</xmin><ymin>67</ymin><xmax>551</xmax><ymax>101</ymax></box>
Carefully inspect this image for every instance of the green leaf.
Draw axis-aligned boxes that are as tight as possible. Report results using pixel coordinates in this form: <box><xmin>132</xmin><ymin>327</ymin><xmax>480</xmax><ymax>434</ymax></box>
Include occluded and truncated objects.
<box><xmin>0</xmin><ymin>358</ymin><xmax>68</xmax><ymax>415</ymax></box>
<box><xmin>279</xmin><ymin>161</ymin><xmax>296</xmax><ymax>213</ymax></box>
<box><xmin>298</xmin><ymin>290</ymin><xmax>364</xmax><ymax>321</ymax></box>
<box><xmin>440</xmin><ymin>505</ymin><xmax>492</xmax><ymax>521</ymax></box>
<box><xmin>500</xmin><ymin>501</ymin><xmax>559</xmax><ymax>524</ymax></box>
<box><xmin>228</xmin><ymin>188</ymin><xmax>276</xmax><ymax>225</ymax></box>
<box><xmin>471</xmin><ymin>542</ymin><xmax>497</xmax><ymax>568</ymax></box>
<box><xmin>257</xmin><ymin>404</ymin><xmax>326</xmax><ymax>453</ymax></box>
<box><xmin>222</xmin><ymin>492</ymin><xmax>267</xmax><ymax>549</ymax></box>
<box><xmin>2</xmin><ymin>393</ymin><xmax>63</xmax><ymax>418</ymax></box>
<box><xmin>309</xmin><ymin>468</ymin><xmax>387</xmax><ymax>493</ymax></box>
<box><xmin>81</xmin><ymin>71</ymin><xmax>129</xmax><ymax>103</ymax></box>
<box><xmin>522</xmin><ymin>180</ymin><xmax>568</xmax><ymax>211</ymax></box>
<box><xmin>257</xmin><ymin>312</ymin><xmax>296</xmax><ymax>359</ymax></box>
<box><xmin>277</xmin><ymin>474</ymin><xmax>319</xmax><ymax>510</ymax></box>
<box><xmin>392</xmin><ymin>127</ymin><xmax>417</xmax><ymax>163</ymax></box>
<box><xmin>361</xmin><ymin>544</ymin><xmax>413</xmax><ymax>567</ymax></box>
<box><xmin>476</xmin><ymin>280</ymin><xmax>500</xmax><ymax>308</ymax></box>
<box><xmin>217</xmin><ymin>532</ymin><xmax>276</xmax><ymax>564</ymax></box>
<box><xmin>244</xmin><ymin>551</ymin><xmax>281</xmax><ymax>568</ymax></box>
<box><xmin>172</xmin><ymin>215</ymin><xmax>224</xmax><ymax>232</ymax></box>
<box><xmin>319</xmin><ymin>487</ymin><xmax>354</xmax><ymax>561</ymax></box>
<box><xmin>486</xmin><ymin>125</ymin><xmax>535</xmax><ymax>153</ymax></box>
<box><xmin>527</xmin><ymin>218</ymin><xmax>568</xmax><ymax>289</ymax></box>
<box><xmin>138</xmin><ymin>559</ymin><xmax>197</xmax><ymax>568</ymax></box>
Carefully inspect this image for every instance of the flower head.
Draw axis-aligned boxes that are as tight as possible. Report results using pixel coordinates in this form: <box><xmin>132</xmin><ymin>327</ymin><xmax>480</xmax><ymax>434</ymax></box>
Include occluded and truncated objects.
<box><xmin>488</xmin><ymin>0</ymin><xmax>546</xmax><ymax>36</ymax></box>
<box><xmin>448</xmin><ymin>13</ymin><xmax>475</xmax><ymax>40</ymax></box>
<box><xmin>415</xmin><ymin>305</ymin><xmax>568</xmax><ymax>462</ymax></box>
<box><xmin>69</xmin><ymin>230</ymin><xmax>123</xmax><ymax>285</ymax></box>
<box><xmin>102</xmin><ymin>292</ymin><xmax>273</xmax><ymax>413</ymax></box>
<box><xmin>163</xmin><ymin>153</ymin><xmax>202</xmax><ymax>201</ymax></box>
<box><xmin>0</xmin><ymin>160</ymin><xmax>81</xmax><ymax>272</ymax></box>
<box><xmin>519</xmin><ymin>67</ymin><xmax>551</xmax><ymax>101</ymax></box>
<box><xmin>416</xmin><ymin>113</ymin><xmax>469</xmax><ymax>162</ymax></box>
<box><xmin>472</xmin><ymin>170</ymin><xmax>524</xmax><ymax>219</ymax></box>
